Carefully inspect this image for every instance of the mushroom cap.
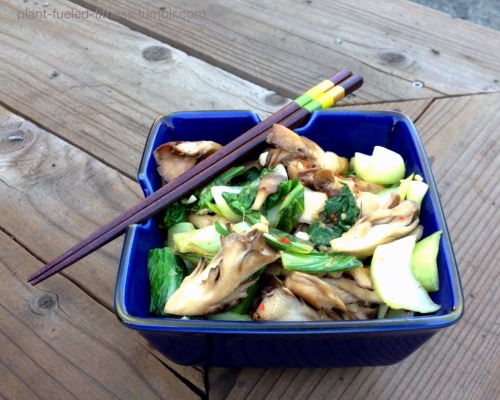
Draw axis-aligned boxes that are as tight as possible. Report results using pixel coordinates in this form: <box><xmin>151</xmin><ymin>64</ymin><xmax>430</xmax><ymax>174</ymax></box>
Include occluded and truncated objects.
<box><xmin>284</xmin><ymin>271</ymin><xmax>348</xmax><ymax>313</ymax></box>
<box><xmin>343</xmin><ymin>267</ymin><xmax>374</xmax><ymax>290</ymax></box>
<box><xmin>253</xmin><ymin>278</ymin><xmax>330</xmax><ymax>321</ymax></box>
<box><xmin>324</xmin><ymin>276</ymin><xmax>384</xmax><ymax>305</ymax></box>
<box><xmin>165</xmin><ymin>230</ymin><xmax>279</xmax><ymax>316</ymax></box>
<box><xmin>154</xmin><ymin>140</ymin><xmax>222</xmax><ymax>183</ymax></box>
<box><xmin>265</xmin><ymin>124</ymin><xmax>349</xmax><ymax>176</ymax></box>
<box><xmin>187</xmin><ymin>213</ymin><xmax>230</xmax><ymax>229</ymax></box>
<box><xmin>330</xmin><ymin>200</ymin><xmax>420</xmax><ymax>259</ymax></box>
<box><xmin>252</xmin><ymin>173</ymin><xmax>287</xmax><ymax>210</ymax></box>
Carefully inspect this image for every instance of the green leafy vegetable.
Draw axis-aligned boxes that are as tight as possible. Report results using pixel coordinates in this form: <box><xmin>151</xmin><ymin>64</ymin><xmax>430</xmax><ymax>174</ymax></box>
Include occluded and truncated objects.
<box><xmin>219</xmin><ymin>166</ymin><xmax>285</xmax><ymax>221</ymax></box>
<box><xmin>193</xmin><ymin>166</ymin><xmax>246</xmax><ymax>211</ymax></box>
<box><xmin>281</xmin><ymin>250</ymin><xmax>362</xmax><ymax>273</ymax></box>
<box><xmin>275</xmin><ymin>180</ymin><xmax>305</xmax><ymax>233</ymax></box>
<box><xmin>222</xmin><ymin>184</ymin><xmax>259</xmax><ymax>219</ymax></box>
<box><xmin>324</xmin><ymin>185</ymin><xmax>359</xmax><ymax>232</ymax></box>
<box><xmin>233</xmin><ymin>166</ymin><xmax>263</xmax><ymax>184</ymax></box>
<box><xmin>147</xmin><ymin>247</ymin><xmax>185</xmax><ymax>316</ymax></box>
<box><xmin>262</xmin><ymin>179</ymin><xmax>298</xmax><ymax>211</ymax></box>
<box><xmin>215</xmin><ymin>221</ymin><xmax>230</xmax><ymax>237</ymax></box>
<box><xmin>160</xmin><ymin>203</ymin><xmax>188</xmax><ymax>229</ymax></box>
<box><xmin>307</xmin><ymin>222</ymin><xmax>343</xmax><ymax>245</ymax></box>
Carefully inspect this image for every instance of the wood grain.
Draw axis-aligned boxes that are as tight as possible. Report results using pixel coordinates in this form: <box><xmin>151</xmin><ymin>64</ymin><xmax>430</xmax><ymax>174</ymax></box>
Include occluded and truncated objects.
<box><xmin>0</xmin><ymin>109</ymin><xmax>141</xmax><ymax>307</ymax></box>
<box><xmin>0</xmin><ymin>107</ymin><xmax>205</xmax><ymax>393</ymax></box>
<box><xmin>207</xmin><ymin>94</ymin><xmax>500</xmax><ymax>400</ymax></box>
<box><xmin>70</xmin><ymin>0</ymin><xmax>500</xmax><ymax>101</ymax></box>
<box><xmin>0</xmin><ymin>0</ymin><xmax>286</xmax><ymax>178</ymax></box>
<box><xmin>0</xmin><ymin>228</ymin><xmax>203</xmax><ymax>399</ymax></box>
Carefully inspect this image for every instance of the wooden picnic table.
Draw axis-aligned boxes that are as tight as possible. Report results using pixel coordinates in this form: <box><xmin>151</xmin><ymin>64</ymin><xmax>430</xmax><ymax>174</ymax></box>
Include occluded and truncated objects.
<box><xmin>1</xmin><ymin>0</ymin><xmax>498</xmax><ymax>398</ymax></box>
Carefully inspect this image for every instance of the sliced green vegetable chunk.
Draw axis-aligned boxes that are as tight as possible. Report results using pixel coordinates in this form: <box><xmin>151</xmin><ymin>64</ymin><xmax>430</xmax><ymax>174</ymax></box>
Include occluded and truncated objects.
<box><xmin>206</xmin><ymin>312</ymin><xmax>252</xmax><ymax>321</ymax></box>
<box><xmin>166</xmin><ymin>222</ymin><xmax>195</xmax><ymax>248</ymax></box>
<box><xmin>147</xmin><ymin>247</ymin><xmax>185</xmax><ymax>316</ymax></box>
<box><xmin>263</xmin><ymin>228</ymin><xmax>315</xmax><ymax>253</ymax></box>
<box><xmin>371</xmin><ymin>236</ymin><xmax>440</xmax><ymax>313</ymax></box>
<box><xmin>411</xmin><ymin>231</ymin><xmax>442</xmax><ymax>292</ymax></box>
<box><xmin>173</xmin><ymin>224</ymin><xmax>222</xmax><ymax>257</ymax></box>
<box><xmin>384</xmin><ymin>307</ymin><xmax>415</xmax><ymax>319</ymax></box>
<box><xmin>406</xmin><ymin>180</ymin><xmax>429</xmax><ymax>206</ymax></box>
<box><xmin>352</xmin><ymin>146</ymin><xmax>406</xmax><ymax>185</ymax></box>
<box><xmin>378</xmin><ymin>304</ymin><xmax>414</xmax><ymax>319</ymax></box>
<box><xmin>281</xmin><ymin>251</ymin><xmax>362</xmax><ymax>273</ymax></box>
<box><xmin>377</xmin><ymin>173</ymin><xmax>414</xmax><ymax>203</ymax></box>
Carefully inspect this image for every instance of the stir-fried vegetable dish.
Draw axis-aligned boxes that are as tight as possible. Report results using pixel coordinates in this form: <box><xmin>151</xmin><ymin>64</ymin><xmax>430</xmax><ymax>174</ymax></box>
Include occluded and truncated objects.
<box><xmin>147</xmin><ymin>124</ymin><xmax>441</xmax><ymax>321</ymax></box>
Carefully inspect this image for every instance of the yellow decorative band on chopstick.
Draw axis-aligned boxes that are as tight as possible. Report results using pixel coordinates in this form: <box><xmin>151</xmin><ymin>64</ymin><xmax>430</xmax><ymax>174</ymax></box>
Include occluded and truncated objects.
<box><xmin>303</xmin><ymin>85</ymin><xmax>346</xmax><ymax>112</ymax></box>
<box><xmin>294</xmin><ymin>79</ymin><xmax>334</xmax><ymax>107</ymax></box>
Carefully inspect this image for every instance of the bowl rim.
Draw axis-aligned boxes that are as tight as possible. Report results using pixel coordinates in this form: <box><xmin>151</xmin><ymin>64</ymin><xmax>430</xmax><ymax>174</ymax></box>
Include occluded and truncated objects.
<box><xmin>115</xmin><ymin>109</ymin><xmax>464</xmax><ymax>334</ymax></box>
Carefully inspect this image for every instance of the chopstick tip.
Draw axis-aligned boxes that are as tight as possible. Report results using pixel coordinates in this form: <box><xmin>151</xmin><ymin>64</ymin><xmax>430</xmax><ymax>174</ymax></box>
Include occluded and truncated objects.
<box><xmin>329</xmin><ymin>69</ymin><xmax>352</xmax><ymax>85</ymax></box>
<box><xmin>339</xmin><ymin>74</ymin><xmax>364</xmax><ymax>95</ymax></box>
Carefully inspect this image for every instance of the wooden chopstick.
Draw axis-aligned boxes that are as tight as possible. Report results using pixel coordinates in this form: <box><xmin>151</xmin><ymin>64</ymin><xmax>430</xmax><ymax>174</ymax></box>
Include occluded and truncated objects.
<box><xmin>27</xmin><ymin>71</ymin><xmax>362</xmax><ymax>285</ymax></box>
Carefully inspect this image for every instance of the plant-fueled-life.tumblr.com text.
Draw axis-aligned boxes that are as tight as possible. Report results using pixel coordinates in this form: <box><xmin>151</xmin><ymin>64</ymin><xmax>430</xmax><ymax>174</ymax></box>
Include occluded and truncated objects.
<box><xmin>17</xmin><ymin>7</ymin><xmax>206</xmax><ymax>21</ymax></box>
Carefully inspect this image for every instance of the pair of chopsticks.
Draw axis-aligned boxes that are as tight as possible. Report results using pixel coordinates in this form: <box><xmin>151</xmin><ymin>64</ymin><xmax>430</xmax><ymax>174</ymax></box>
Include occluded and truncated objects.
<box><xmin>27</xmin><ymin>69</ymin><xmax>363</xmax><ymax>286</ymax></box>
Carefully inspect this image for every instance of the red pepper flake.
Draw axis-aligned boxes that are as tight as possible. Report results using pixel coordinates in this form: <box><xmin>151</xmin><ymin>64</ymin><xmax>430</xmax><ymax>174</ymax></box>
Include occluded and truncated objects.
<box><xmin>258</xmin><ymin>303</ymin><xmax>265</xmax><ymax>310</ymax></box>
<box><xmin>331</xmin><ymin>214</ymin><xmax>338</xmax><ymax>223</ymax></box>
<box><xmin>399</xmin><ymin>216</ymin><xmax>406</xmax><ymax>221</ymax></box>
<box><xmin>278</xmin><ymin>237</ymin><xmax>292</xmax><ymax>244</ymax></box>
<box><xmin>337</xmin><ymin>174</ymin><xmax>343</xmax><ymax>178</ymax></box>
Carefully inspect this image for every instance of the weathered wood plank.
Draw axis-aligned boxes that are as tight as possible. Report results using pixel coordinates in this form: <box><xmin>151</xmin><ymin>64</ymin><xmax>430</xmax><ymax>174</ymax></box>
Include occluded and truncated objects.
<box><xmin>339</xmin><ymin>98</ymin><xmax>432</xmax><ymax>117</ymax></box>
<box><xmin>71</xmin><ymin>0</ymin><xmax>500</xmax><ymax>101</ymax></box>
<box><xmin>0</xmin><ymin>109</ymin><xmax>142</xmax><ymax>306</ymax></box>
<box><xmin>1</xmin><ymin>0</ymin><xmax>285</xmax><ymax>178</ymax></box>
<box><xmin>0</xmin><ymin>228</ymin><xmax>202</xmax><ymax>399</ymax></box>
<box><xmin>207</xmin><ymin>94</ymin><xmax>500</xmax><ymax>399</ymax></box>
<box><xmin>0</xmin><ymin>108</ymin><xmax>205</xmax><ymax>393</ymax></box>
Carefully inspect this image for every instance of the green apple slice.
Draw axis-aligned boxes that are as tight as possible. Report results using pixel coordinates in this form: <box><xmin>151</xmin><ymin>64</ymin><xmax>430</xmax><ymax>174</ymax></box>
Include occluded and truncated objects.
<box><xmin>352</xmin><ymin>146</ymin><xmax>406</xmax><ymax>185</ymax></box>
<box><xmin>411</xmin><ymin>231</ymin><xmax>442</xmax><ymax>292</ymax></box>
<box><xmin>407</xmin><ymin>180</ymin><xmax>429</xmax><ymax>206</ymax></box>
<box><xmin>371</xmin><ymin>236</ymin><xmax>440</xmax><ymax>313</ymax></box>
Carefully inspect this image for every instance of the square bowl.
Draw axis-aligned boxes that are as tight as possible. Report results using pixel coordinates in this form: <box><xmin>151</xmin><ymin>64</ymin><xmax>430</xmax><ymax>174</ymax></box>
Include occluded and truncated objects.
<box><xmin>115</xmin><ymin>110</ymin><xmax>464</xmax><ymax>368</ymax></box>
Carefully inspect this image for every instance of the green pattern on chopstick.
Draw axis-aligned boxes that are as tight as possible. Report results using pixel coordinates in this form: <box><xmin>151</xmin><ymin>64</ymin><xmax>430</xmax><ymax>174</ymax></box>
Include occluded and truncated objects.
<box><xmin>294</xmin><ymin>79</ymin><xmax>335</xmax><ymax>107</ymax></box>
<box><xmin>303</xmin><ymin>85</ymin><xmax>345</xmax><ymax>112</ymax></box>
<box><xmin>303</xmin><ymin>74</ymin><xmax>363</xmax><ymax>113</ymax></box>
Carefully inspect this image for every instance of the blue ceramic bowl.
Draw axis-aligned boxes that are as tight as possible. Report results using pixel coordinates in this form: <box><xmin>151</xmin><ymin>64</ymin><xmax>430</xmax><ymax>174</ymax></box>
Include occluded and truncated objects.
<box><xmin>115</xmin><ymin>110</ymin><xmax>464</xmax><ymax>368</ymax></box>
